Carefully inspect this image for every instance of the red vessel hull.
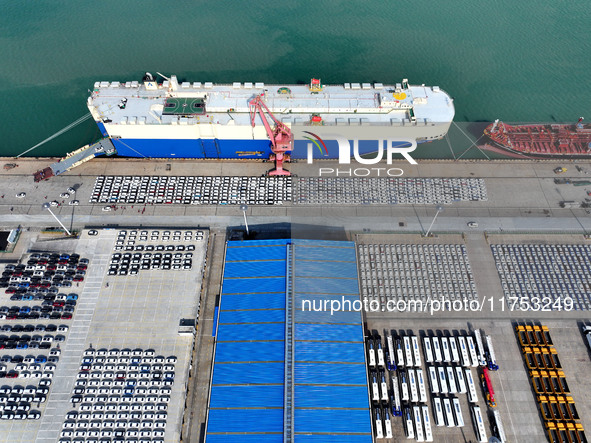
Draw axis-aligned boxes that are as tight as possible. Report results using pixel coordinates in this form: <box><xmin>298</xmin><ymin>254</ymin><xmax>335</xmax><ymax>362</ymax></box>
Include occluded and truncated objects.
<box><xmin>484</xmin><ymin>121</ymin><xmax>591</xmax><ymax>157</ymax></box>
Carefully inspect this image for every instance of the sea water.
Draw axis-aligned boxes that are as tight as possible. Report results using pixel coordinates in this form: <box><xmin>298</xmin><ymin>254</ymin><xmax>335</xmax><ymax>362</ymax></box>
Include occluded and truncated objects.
<box><xmin>1</xmin><ymin>0</ymin><xmax>589</xmax><ymax>158</ymax></box>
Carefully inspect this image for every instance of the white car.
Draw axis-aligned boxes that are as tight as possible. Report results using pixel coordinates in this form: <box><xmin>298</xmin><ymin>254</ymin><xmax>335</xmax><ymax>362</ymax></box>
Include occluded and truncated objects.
<box><xmin>15</xmin><ymin>192</ymin><xmax>26</xmax><ymax>198</ymax></box>
<box><xmin>467</xmin><ymin>222</ymin><xmax>478</xmax><ymax>228</ymax></box>
<box><xmin>50</xmin><ymin>201</ymin><xmax>59</xmax><ymax>207</ymax></box>
<box><xmin>69</xmin><ymin>200</ymin><xmax>80</xmax><ymax>206</ymax></box>
<box><xmin>60</xmin><ymin>193</ymin><xmax>70</xmax><ymax>198</ymax></box>
<box><xmin>67</xmin><ymin>187</ymin><xmax>76</xmax><ymax>193</ymax></box>
<box><xmin>102</xmin><ymin>206</ymin><xmax>113</xmax><ymax>212</ymax></box>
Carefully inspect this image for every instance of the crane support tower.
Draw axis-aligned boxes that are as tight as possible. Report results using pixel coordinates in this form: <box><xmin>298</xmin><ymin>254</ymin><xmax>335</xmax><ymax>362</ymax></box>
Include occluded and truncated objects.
<box><xmin>248</xmin><ymin>94</ymin><xmax>293</xmax><ymax>176</ymax></box>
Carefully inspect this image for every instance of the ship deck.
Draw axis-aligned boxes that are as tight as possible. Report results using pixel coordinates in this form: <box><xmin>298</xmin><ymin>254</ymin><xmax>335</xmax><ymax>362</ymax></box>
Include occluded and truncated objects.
<box><xmin>90</xmin><ymin>80</ymin><xmax>455</xmax><ymax>127</ymax></box>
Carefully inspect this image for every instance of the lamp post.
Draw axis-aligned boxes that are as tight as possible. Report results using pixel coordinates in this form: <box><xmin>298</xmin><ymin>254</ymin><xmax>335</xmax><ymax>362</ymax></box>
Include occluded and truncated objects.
<box><xmin>425</xmin><ymin>204</ymin><xmax>444</xmax><ymax>237</ymax></box>
<box><xmin>42</xmin><ymin>203</ymin><xmax>71</xmax><ymax>236</ymax></box>
<box><xmin>239</xmin><ymin>204</ymin><xmax>249</xmax><ymax>236</ymax></box>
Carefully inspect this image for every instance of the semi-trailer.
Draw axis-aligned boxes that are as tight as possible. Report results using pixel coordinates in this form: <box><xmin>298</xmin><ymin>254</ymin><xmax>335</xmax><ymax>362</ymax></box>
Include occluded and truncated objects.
<box><xmin>441</xmin><ymin>337</ymin><xmax>451</xmax><ymax>363</ymax></box>
<box><xmin>387</xmin><ymin>335</ymin><xmax>396</xmax><ymax>371</ymax></box>
<box><xmin>443</xmin><ymin>397</ymin><xmax>455</xmax><ymax>427</ymax></box>
<box><xmin>433</xmin><ymin>397</ymin><xmax>445</xmax><ymax>427</ymax></box>
<box><xmin>428</xmin><ymin>366</ymin><xmax>439</xmax><ymax>394</ymax></box>
<box><xmin>404</xmin><ymin>336</ymin><xmax>414</xmax><ymax>367</ymax></box>
<box><xmin>458</xmin><ymin>336</ymin><xmax>471</xmax><ymax>367</ymax></box>
<box><xmin>466</xmin><ymin>336</ymin><xmax>479</xmax><ymax>367</ymax></box>
<box><xmin>455</xmin><ymin>366</ymin><xmax>467</xmax><ymax>394</ymax></box>
<box><xmin>474</xmin><ymin>329</ymin><xmax>488</xmax><ymax>367</ymax></box>
<box><xmin>432</xmin><ymin>337</ymin><xmax>443</xmax><ymax>363</ymax></box>
<box><xmin>414</xmin><ymin>405</ymin><xmax>425</xmax><ymax>442</ymax></box>
<box><xmin>471</xmin><ymin>406</ymin><xmax>488</xmax><ymax>443</ymax></box>
<box><xmin>449</xmin><ymin>336</ymin><xmax>460</xmax><ymax>364</ymax></box>
<box><xmin>446</xmin><ymin>366</ymin><xmax>458</xmax><ymax>394</ymax></box>
<box><xmin>423</xmin><ymin>336</ymin><xmax>434</xmax><ymax>364</ymax></box>
<box><xmin>417</xmin><ymin>368</ymin><xmax>428</xmax><ymax>403</ymax></box>
<box><xmin>486</xmin><ymin>334</ymin><xmax>499</xmax><ymax>370</ymax></box>
<box><xmin>422</xmin><ymin>405</ymin><xmax>434</xmax><ymax>442</ymax></box>
<box><xmin>438</xmin><ymin>366</ymin><xmax>448</xmax><ymax>395</ymax></box>
<box><xmin>465</xmin><ymin>368</ymin><xmax>478</xmax><ymax>403</ymax></box>
<box><xmin>408</xmin><ymin>368</ymin><xmax>419</xmax><ymax>403</ymax></box>
<box><xmin>380</xmin><ymin>372</ymin><xmax>389</xmax><ymax>403</ymax></box>
<box><xmin>412</xmin><ymin>335</ymin><xmax>422</xmax><ymax>367</ymax></box>
<box><xmin>391</xmin><ymin>376</ymin><xmax>402</xmax><ymax>416</ymax></box>
<box><xmin>452</xmin><ymin>397</ymin><xmax>465</xmax><ymax>427</ymax></box>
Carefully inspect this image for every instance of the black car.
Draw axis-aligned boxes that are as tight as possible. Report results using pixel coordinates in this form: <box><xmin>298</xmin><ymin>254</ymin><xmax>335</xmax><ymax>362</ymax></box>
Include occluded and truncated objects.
<box><xmin>49</xmin><ymin>313</ymin><xmax>61</xmax><ymax>320</ymax></box>
<box><xmin>11</xmin><ymin>356</ymin><xmax>23</xmax><ymax>363</ymax></box>
<box><xmin>11</xmin><ymin>326</ymin><xmax>23</xmax><ymax>333</ymax></box>
<box><xmin>38</xmin><ymin>343</ymin><xmax>50</xmax><ymax>350</ymax></box>
<box><xmin>45</xmin><ymin>325</ymin><xmax>57</xmax><ymax>332</ymax></box>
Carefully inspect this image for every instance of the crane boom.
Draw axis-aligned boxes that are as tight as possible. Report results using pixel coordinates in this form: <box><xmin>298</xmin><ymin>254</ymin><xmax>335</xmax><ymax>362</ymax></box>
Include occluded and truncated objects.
<box><xmin>481</xmin><ymin>367</ymin><xmax>497</xmax><ymax>408</ymax></box>
<box><xmin>248</xmin><ymin>94</ymin><xmax>293</xmax><ymax>176</ymax></box>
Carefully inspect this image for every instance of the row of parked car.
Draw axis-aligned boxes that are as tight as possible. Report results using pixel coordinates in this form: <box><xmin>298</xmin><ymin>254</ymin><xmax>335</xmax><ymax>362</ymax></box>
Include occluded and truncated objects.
<box><xmin>117</xmin><ymin>229</ymin><xmax>204</xmax><ymax>243</ymax></box>
<box><xmin>0</xmin><ymin>305</ymin><xmax>74</xmax><ymax>320</ymax></box>
<box><xmin>0</xmin><ymin>349</ymin><xmax>62</xmax><ymax>419</ymax></box>
<box><xmin>62</xmin><ymin>348</ymin><xmax>176</xmax><ymax>440</ymax></box>
<box><xmin>1</xmin><ymin>253</ymin><xmax>88</xmax><ymax>291</ymax></box>
<box><xmin>109</xmin><ymin>251</ymin><xmax>193</xmax><ymax>275</ymax></box>
<box><xmin>0</xmin><ymin>252</ymin><xmax>81</xmax><ymax>423</ymax></box>
<box><xmin>90</xmin><ymin>175</ymin><xmax>291</xmax><ymax>206</ymax></box>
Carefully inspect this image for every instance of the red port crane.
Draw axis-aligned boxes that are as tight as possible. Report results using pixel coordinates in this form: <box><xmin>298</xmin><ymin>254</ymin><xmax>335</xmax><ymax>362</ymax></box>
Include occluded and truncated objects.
<box><xmin>481</xmin><ymin>367</ymin><xmax>497</xmax><ymax>408</ymax></box>
<box><xmin>248</xmin><ymin>94</ymin><xmax>293</xmax><ymax>176</ymax></box>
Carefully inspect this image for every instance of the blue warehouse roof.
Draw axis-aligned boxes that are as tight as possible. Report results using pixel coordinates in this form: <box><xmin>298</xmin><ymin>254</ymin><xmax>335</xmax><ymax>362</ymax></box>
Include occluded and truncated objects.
<box><xmin>205</xmin><ymin>239</ymin><xmax>372</xmax><ymax>443</ymax></box>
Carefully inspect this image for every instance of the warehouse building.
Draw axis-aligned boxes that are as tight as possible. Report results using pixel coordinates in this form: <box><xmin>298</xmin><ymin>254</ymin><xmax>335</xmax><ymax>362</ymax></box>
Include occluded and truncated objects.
<box><xmin>205</xmin><ymin>239</ymin><xmax>372</xmax><ymax>442</ymax></box>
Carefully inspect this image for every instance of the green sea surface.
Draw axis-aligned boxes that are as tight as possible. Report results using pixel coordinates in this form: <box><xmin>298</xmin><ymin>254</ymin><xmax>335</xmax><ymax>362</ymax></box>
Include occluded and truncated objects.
<box><xmin>1</xmin><ymin>0</ymin><xmax>589</xmax><ymax>158</ymax></box>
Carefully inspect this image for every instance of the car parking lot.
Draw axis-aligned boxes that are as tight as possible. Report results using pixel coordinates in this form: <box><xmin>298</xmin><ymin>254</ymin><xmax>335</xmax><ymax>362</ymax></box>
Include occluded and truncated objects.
<box><xmin>0</xmin><ymin>252</ymin><xmax>89</xmax><ymax>438</ymax></box>
<box><xmin>108</xmin><ymin>229</ymin><xmax>204</xmax><ymax>276</ymax></box>
<box><xmin>7</xmin><ymin>229</ymin><xmax>209</xmax><ymax>443</ymax></box>
<box><xmin>60</xmin><ymin>347</ymin><xmax>176</xmax><ymax>442</ymax></box>
<box><xmin>87</xmin><ymin>175</ymin><xmax>488</xmax><ymax>207</ymax></box>
<box><xmin>90</xmin><ymin>175</ymin><xmax>292</xmax><ymax>206</ymax></box>
<box><xmin>492</xmin><ymin>244</ymin><xmax>591</xmax><ymax>311</ymax></box>
<box><xmin>294</xmin><ymin>177</ymin><xmax>488</xmax><ymax>205</ymax></box>
<box><xmin>358</xmin><ymin>243</ymin><xmax>478</xmax><ymax>308</ymax></box>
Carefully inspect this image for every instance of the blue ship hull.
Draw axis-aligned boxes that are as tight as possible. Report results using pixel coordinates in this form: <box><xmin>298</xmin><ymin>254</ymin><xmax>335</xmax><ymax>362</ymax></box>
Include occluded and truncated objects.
<box><xmin>110</xmin><ymin>138</ymin><xmax>417</xmax><ymax>160</ymax></box>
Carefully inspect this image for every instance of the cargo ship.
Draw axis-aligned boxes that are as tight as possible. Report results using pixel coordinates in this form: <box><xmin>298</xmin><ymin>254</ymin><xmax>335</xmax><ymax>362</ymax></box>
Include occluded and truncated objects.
<box><xmin>88</xmin><ymin>73</ymin><xmax>454</xmax><ymax>160</ymax></box>
<box><xmin>484</xmin><ymin>119</ymin><xmax>591</xmax><ymax>157</ymax></box>
<box><xmin>33</xmin><ymin>73</ymin><xmax>454</xmax><ymax>181</ymax></box>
